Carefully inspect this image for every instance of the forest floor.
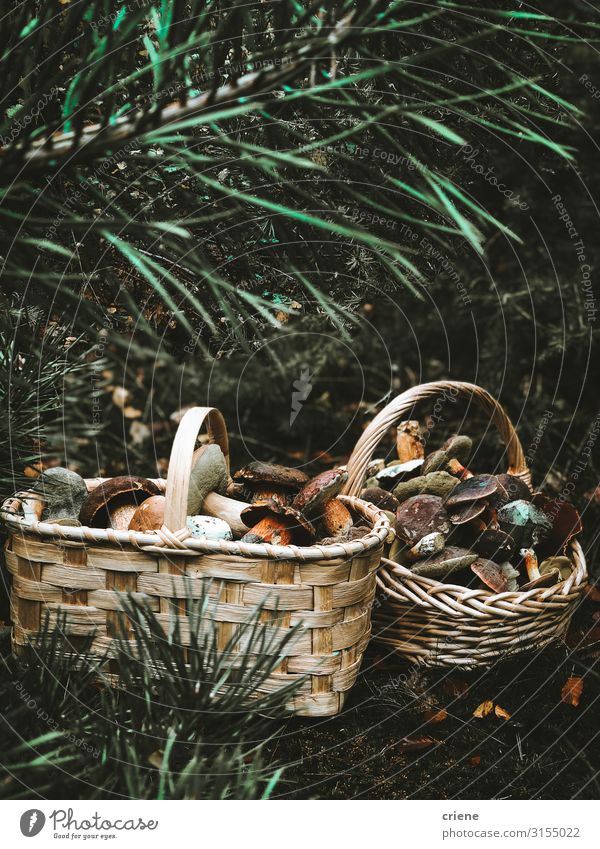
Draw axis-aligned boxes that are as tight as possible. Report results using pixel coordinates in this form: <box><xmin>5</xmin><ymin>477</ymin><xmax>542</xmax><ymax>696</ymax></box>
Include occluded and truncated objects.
<box><xmin>270</xmin><ymin>601</ymin><xmax>600</xmax><ymax>799</ymax></box>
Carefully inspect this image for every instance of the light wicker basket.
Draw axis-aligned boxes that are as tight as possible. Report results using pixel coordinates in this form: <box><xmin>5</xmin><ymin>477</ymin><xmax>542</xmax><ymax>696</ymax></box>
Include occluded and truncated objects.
<box><xmin>342</xmin><ymin>381</ymin><xmax>588</xmax><ymax>668</ymax></box>
<box><xmin>1</xmin><ymin>407</ymin><xmax>390</xmax><ymax>716</ymax></box>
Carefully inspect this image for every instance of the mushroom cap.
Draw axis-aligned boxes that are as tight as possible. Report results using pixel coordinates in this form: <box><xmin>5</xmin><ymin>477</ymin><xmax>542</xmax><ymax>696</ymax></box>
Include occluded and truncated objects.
<box><xmin>539</xmin><ymin>556</ymin><xmax>573</xmax><ymax>581</ymax></box>
<box><xmin>188</xmin><ymin>444</ymin><xmax>229</xmax><ymax>514</ymax></box>
<box><xmin>321</xmin><ymin>498</ymin><xmax>353</xmax><ymax>538</ymax></box>
<box><xmin>447</xmin><ymin>499</ymin><xmax>488</xmax><ymax>525</ymax></box>
<box><xmin>395</xmin><ymin>494</ymin><xmax>450</xmax><ymax>543</ymax></box>
<box><xmin>421</xmin><ymin>448</ymin><xmax>450</xmax><ymax>475</ymax></box>
<box><xmin>359</xmin><ymin>486</ymin><xmax>400</xmax><ymax>513</ymax></box>
<box><xmin>411</xmin><ymin>546</ymin><xmax>478</xmax><ymax>577</ymax></box>
<box><xmin>445</xmin><ymin>474</ymin><xmax>498</xmax><ymax>506</ymax></box>
<box><xmin>520</xmin><ymin>568</ymin><xmax>560</xmax><ymax>591</ymax></box>
<box><xmin>241</xmin><ymin>498</ymin><xmax>316</xmax><ymax>543</ymax></box>
<box><xmin>80</xmin><ymin>476</ymin><xmax>161</xmax><ymax>527</ymax></box>
<box><xmin>292</xmin><ymin>468</ymin><xmax>348</xmax><ymax>516</ymax></box>
<box><xmin>471</xmin><ymin>558</ymin><xmax>508</xmax><ymax>593</ymax></box>
<box><xmin>376</xmin><ymin>459</ymin><xmax>423</xmax><ymax>489</ymax></box>
<box><xmin>393</xmin><ymin>471</ymin><xmax>458</xmax><ymax>503</ymax></box>
<box><xmin>440</xmin><ymin>434</ymin><xmax>473</xmax><ymax>464</ymax></box>
<box><xmin>233</xmin><ymin>461</ymin><xmax>309</xmax><ymax>490</ymax></box>
<box><xmin>128</xmin><ymin>495</ymin><xmax>166</xmax><ymax>532</ymax></box>
<box><xmin>35</xmin><ymin>467</ymin><xmax>88</xmax><ymax>522</ymax></box>
<box><xmin>472</xmin><ymin>528</ymin><xmax>515</xmax><ymax>560</ymax></box>
<box><xmin>489</xmin><ymin>474</ymin><xmax>531</xmax><ymax>508</ymax></box>
<box><xmin>497</xmin><ymin>499</ymin><xmax>551</xmax><ymax>529</ymax></box>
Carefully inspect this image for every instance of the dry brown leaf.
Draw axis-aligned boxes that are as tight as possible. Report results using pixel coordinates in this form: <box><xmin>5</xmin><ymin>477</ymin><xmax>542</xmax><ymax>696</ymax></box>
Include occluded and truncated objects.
<box><xmin>123</xmin><ymin>405</ymin><xmax>142</xmax><ymax>419</ymax></box>
<box><xmin>494</xmin><ymin>704</ymin><xmax>511</xmax><ymax>720</ymax></box>
<box><xmin>469</xmin><ymin>755</ymin><xmax>481</xmax><ymax>767</ymax></box>
<box><xmin>561</xmin><ymin>676</ymin><xmax>584</xmax><ymax>707</ymax></box>
<box><xmin>423</xmin><ymin>708</ymin><xmax>448</xmax><ymax>724</ymax></box>
<box><xmin>473</xmin><ymin>700</ymin><xmax>494</xmax><ymax>718</ymax></box>
<box><xmin>396</xmin><ymin>736</ymin><xmax>438</xmax><ymax>752</ymax></box>
<box><xmin>584</xmin><ymin>585</ymin><xmax>600</xmax><ymax>603</ymax></box>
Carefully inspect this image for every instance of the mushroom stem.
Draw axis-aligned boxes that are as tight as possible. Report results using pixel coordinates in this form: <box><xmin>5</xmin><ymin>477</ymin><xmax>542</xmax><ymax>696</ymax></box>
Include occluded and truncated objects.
<box><xmin>203</xmin><ymin>491</ymin><xmax>250</xmax><ymax>536</ymax></box>
<box><xmin>241</xmin><ymin>515</ymin><xmax>293</xmax><ymax>545</ymax></box>
<box><xmin>447</xmin><ymin>459</ymin><xmax>474</xmax><ymax>479</ymax></box>
<box><xmin>396</xmin><ymin>420</ymin><xmax>424</xmax><ymax>462</ymax></box>
<box><xmin>520</xmin><ymin>547</ymin><xmax>540</xmax><ymax>581</ymax></box>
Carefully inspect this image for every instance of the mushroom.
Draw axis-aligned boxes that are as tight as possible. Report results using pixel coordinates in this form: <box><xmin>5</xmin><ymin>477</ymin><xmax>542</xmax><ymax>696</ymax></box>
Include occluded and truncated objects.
<box><xmin>405</xmin><ymin>532</ymin><xmax>446</xmax><ymax>562</ymax></box>
<box><xmin>375</xmin><ymin>459</ymin><xmax>424</xmax><ymax>490</ymax></box>
<box><xmin>396</xmin><ymin>420</ymin><xmax>425</xmax><ymax>462</ymax></box>
<box><xmin>32</xmin><ymin>467</ymin><xmax>88</xmax><ymax>524</ymax></box>
<box><xmin>241</xmin><ymin>499</ymin><xmax>315</xmax><ymax>545</ymax></box>
<box><xmin>421</xmin><ymin>435</ymin><xmax>472</xmax><ymax>476</ymax></box>
<box><xmin>539</xmin><ymin>556</ymin><xmax>573</xmax><ymax>582</ymax></box>
<box><xmin>471</xmin><ymin>558</ymin><xmax>508</xmax><ymax>593</ymax></box>
<box><xmin>500</xmin><ymin>561</ymin><xmax>520</xmax><ymax>591</ymax></box>
<box><xmin>188</xmin><ymin>445</ymin><xmax>250</xmax><ymax>536</ymax></box>
<box><xmin>445</xmin><ymin>474</ymin><xmax>498</xmax><ymax>507</ymax></box>
<box><xmin>519</xmin><ymin>548</ymin><xmax>559</xmax><ymax>589</ymax></box>
<box><xmin>531</xmin><ymin>494</ymin><xmax>582</xmax><ymax>558</ymax></box>
<box><xmin>395</xmin><ymin>494</ymin><xmax>450</xmax><ymax>544</ymax></box>
<box><xmin>128</xmin><ymin>495</ymin><xmax>166</xmax><ymax>532</ymax></box>
<box><xmin>497</xmin><ymin>499</ymin><xmax>552</xmax><ymax>548</ymax></box>
<box><xmin>360</xmin><ymin>486</ymin><xmax>400</xmax><ymax>513</ymax></box>
<box><xmin>80</xmin><ymin>476</ymin><xmax>162</xmax><ymax>529</ymax></box>
<box><xmin>393</xmin><ymin>471</ymin><xmax>459</xmax><ymax>503</ymax></box>
<box><xmin>233</xmin><ymin>461</ymin><xmax>309</xmax><ymax>506</ymax></box>
<box><xmin>447</xmin><ymin>500</ymin><xmax>488</xmax><ymax>525</ymax></box>
<box><xmin>488</xmin><ymin>474</ymin><xmax>531</xmax><ymax>509</ymax></box>
<box><xmin>446</xmin><ymin>459</ymin><xmax>474</xmax><ymax>479</ymax></box>
<box><xmin>186</xmin><ymin>515</ymin><xmax>233</xmax><ymax>540</ymax></box>
<box><xmin>472</xmin><ymin>528</ymin><xmax>515</xmax><ymax>561</ymax></box>
<box><xmin>320</xmin><ymin>498</ymin><xmax>353</xmax><ymax>538</ymax></box>
<box><xmin>292</xmin><ymin>468</ymin><xmax>348</xmax><ymax>519</ymax></box>
<box><xmin>411</xmin><ymin>546</ymin><xmax>478</xmax><ymax>578</ymax></box>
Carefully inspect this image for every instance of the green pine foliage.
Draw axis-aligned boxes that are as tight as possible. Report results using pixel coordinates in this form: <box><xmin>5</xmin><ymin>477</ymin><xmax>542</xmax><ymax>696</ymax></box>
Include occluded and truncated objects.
<box><xmin>0</xmin><ymin>590</ymin><xmax>303</xmax><ymax>799</ymax></box>
<box><xmin>0</xmin><ymin>1</ymin><xmax>596</xmax><ymax>348</ymax></box>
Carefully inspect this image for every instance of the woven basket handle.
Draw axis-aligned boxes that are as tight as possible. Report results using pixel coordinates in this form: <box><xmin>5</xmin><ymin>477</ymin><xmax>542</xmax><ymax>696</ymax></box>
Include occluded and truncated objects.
<box><xmin>343</xmin><ymin>380</ymin><xmax>531</xmax><ymax>497</ymax></box>
<box><xmin>163</xmin><ymin>407</ymin><xmax>230</xmax><ymax>531</ymax></box>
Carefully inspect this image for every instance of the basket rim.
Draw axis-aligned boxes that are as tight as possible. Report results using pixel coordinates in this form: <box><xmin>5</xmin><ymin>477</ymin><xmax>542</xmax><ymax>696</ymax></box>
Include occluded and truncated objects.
<box><xmin>0</xmin><ymin>494</ymin><xmax>390</xmax><ymax>562</ymax></box>
<box><xmin>377</xmin><ymin>538</ymin><xmax>587</xmax><ymax>606</ymax></box>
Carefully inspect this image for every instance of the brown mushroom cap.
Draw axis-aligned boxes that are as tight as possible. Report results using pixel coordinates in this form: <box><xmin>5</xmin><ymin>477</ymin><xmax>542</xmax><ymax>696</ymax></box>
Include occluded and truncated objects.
<box><xmin>447</xmin><ymin>500</ymin><xmax>488</xmax><ymax>525</ymax></box>
<box><xmin>489</xmin><ymin>473</ymin><xmax>531</xmax><ymax>508</ymax></box>
<box><xmin>471</xmin><ymin>558</ymin><xmax>508</xmax><ymax>593</ymax></box>
<box><xmin>445</xmin><ymin>474</ymin><xmax>498</xmax><ymax>506</ymax></box>
<box><xmin>360</xmin><ymin>486</ymin><xmax>400</xmax><ymax>513</ymax></box>
<box><xmin>233</xmin><ymin>462</ymin><xmax>309</xmax><ymax>490</ymax></box>
<box><xmin>472</xmin><ymin>528</ymin><xmax>515</xmax><ymax>560</ymax></box>
<box><xmin>292</xmin><ymin>468</ymin><xmax>348</xmax><ymax>516</ymax></box>
<box><xmin>128</xmin><ymin>495</ymin><xmax>166</xmax><ymax>532</ymax></box>
<box><xmin>395</xmin><ymin>494</ymin><xmax>450</xmax><ymax>544</ymax></box>
<box><xmin>80</xmin><ymin>476</ymin><xmax>161</xmax><ymax>528</ymax></box>
<box><xmin>241</xmin><ymin>498</ymin><xmax>316</xmax><ymax>544</ymax></box>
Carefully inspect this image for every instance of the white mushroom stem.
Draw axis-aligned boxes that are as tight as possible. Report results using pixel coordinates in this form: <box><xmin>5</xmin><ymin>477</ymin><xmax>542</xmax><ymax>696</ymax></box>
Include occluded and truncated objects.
<box><xmin>203</xmin><ymin>492</ymin><xmax>250</xmax><ymax>537</ymax></box>
<box><xmin>520</xmin><ymin>548</ymin><xmax>540</xmax><ymax>581</ymax></box>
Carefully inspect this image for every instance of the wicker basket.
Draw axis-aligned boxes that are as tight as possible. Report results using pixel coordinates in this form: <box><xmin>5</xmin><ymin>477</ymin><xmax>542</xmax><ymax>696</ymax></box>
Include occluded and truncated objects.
<box><xmin>342</xmin><ymin>381</ymin><xmax>588</xmax><ymax>668</ymax></box>
<box><xmin>1</xmin><ymin>407</ymin><xmax>390</xmax><ymax>716</ymax></box>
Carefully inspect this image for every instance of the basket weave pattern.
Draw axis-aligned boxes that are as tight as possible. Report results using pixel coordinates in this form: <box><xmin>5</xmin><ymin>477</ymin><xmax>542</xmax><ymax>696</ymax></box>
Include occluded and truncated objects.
<box><xmin>2</xmin><ymin>407</ymin><xmax>389</xmax><ymax>717</ymax></box>
<box><xmin>343</xmin><ymin>381</ymin><xmax>588</xmax><ymax>668</ymax></box>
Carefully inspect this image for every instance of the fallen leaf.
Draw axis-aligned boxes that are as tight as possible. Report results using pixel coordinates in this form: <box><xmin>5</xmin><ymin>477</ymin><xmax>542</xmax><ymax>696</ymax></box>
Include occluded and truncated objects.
<box><xmin>123</xmin><ymin>405</ymin><xmax>142</xmax><ymax>419</ymax></box>
<box><xmin>442</xmin><ymin>678</ymin><xmax>469</xmax><ymax>698</ymax></box>
<box><xmin>494</xmin><ymin>704</ymin><xmax>511</xmax><ymax>720</ymax></box>
<box><xmin>561</xmin><ymin>676</ymin><xmax>584</xmax><ymax>707</ymax></box>
<box><xmin>473</xmin><ymin>700</ymin><xmax>494</xmax><ymax>718</ymax></box>
<box><xmin>396</xmin><ymin>736</ymin><xmax>438</xmax><ymax>752</ymax></box>
<box><xmin>423</xmin><ymin>708</ymin><xmax>448</xmax><ymax>724</ymax></box>
<box><xmin>533</xmin><ymin>493</ymin><xmax>582</xmax><ymax>557</ymax></box>
<box><xmin>469</xmin><ymin>755</ymin><xmax>481</xmax><ymax>767</ymax></box>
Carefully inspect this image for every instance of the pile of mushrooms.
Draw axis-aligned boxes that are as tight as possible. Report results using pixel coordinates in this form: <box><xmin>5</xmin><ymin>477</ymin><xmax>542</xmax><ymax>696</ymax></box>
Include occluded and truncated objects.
<box><xmin>24</xmin><ymin>451</ymin><xmax>368</xmax><ymax>547</ymax></box>
<box><xmin>360</xmin><ymin>420</ymin><xmax>583</xmax><ymax>592</ymax></box>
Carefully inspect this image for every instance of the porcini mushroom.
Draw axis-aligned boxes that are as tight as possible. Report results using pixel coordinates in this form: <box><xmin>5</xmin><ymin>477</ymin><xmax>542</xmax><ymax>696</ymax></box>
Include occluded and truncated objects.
<box><xmin>320</xmin><ymin>498</ymin><xmax>353</xmax><ymax>539</ymax></box>
<box><xmin>471</xmin><ymin>558</ymin><xmax>508</xmax><ymax>593</ymax></box>
<box><xmin>411</xmin><ymin>546</ymin><xmax>478</xmax><ymax>578</ymax></box>
<box><xmin>360</xmin><ymin>486</ymin><xmax>400</xmax><ymax>513</ymax></box>
<box><xmin>445</xmin><ymin>474</ymin><xmax>498</xmax><ymax>507</ymax></box>
<box><xmin>32</xmin><ymin>467</ymin><xmax>88</xmax><ymax>524</ymax></box>
<box><xmin>395</xmin><ymin>494</ymin><xmax>450</xmax><ymax>544</ymax></box>
<box><xmin>447</xmin><ymin>500</ymin><xmax>488</xmax><ymax>525</ymax></box>
<box><xmin>241</xmin><ymin>499</ymin><xmax>315</xmax><ymax>545</ymax></box>
<box><xmin>233</xmin><ymin>461</ymin><xmax>309</xmax><ymax>506</ymax></box>
<box><xmin>128</xmin><ymin>495</ymin><xmax>166</xmax><ymax>532</ymax></box>
<box><xmin>80</xmin><ymin>476</ymin><xmax>162</xmax><ymax>529</ymax></box>
<box><xmin>396</xmin><ymin>420</ymin><xmax>425</xmax><ymax>463</ymax></box>
<box><xmin>188</xmin><ymin>444</ymin><xmax>250</xmax><ymax>536</ymax></box>
<box><xmin>519</xmin><ymin>547</ymin><xmax>559</xmax><ymax>589</ymax></box>
<box><xmin>292</xmin><ymin>468</ymin><xmax>348</xmax><ymax>518</ymax></box>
